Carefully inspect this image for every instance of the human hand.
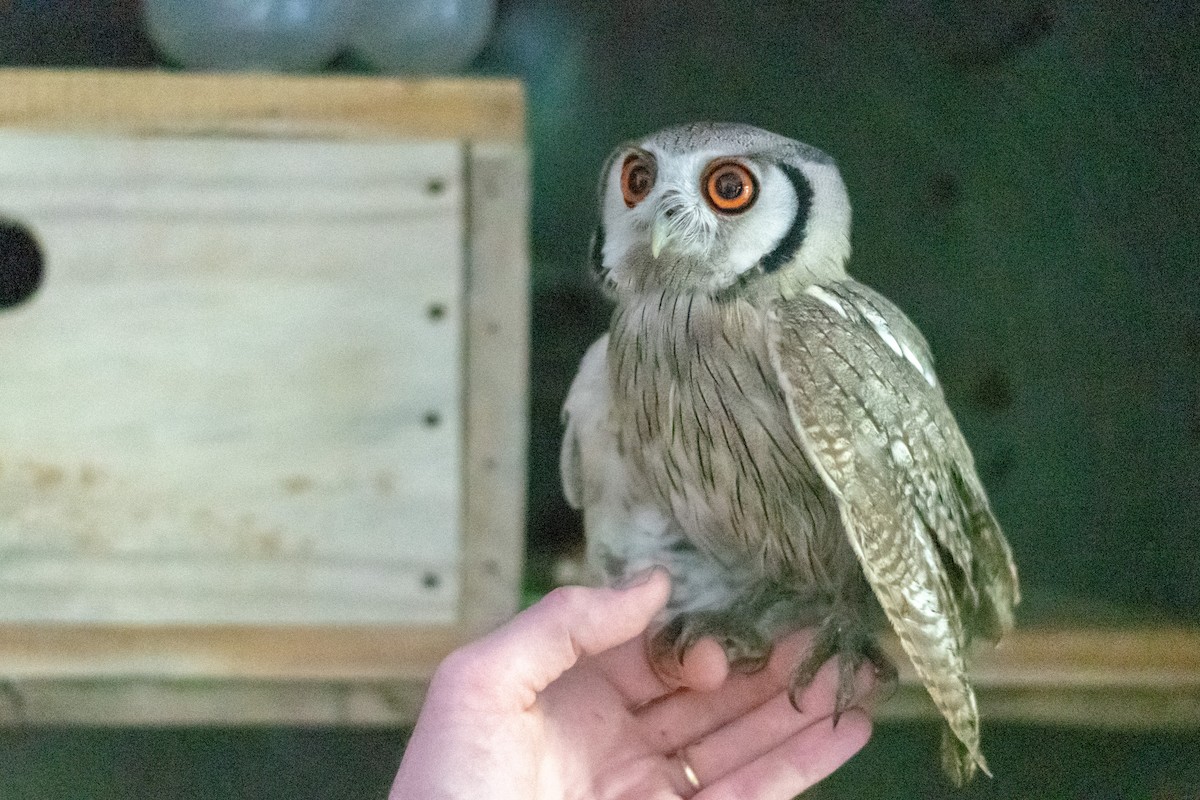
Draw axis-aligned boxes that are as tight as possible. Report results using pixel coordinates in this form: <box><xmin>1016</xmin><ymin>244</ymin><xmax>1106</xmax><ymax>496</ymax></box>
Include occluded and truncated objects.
<box><xmin>389</xmin><ymin>568</ymin><xmax>873</xmax><ymax>800</ymax></box>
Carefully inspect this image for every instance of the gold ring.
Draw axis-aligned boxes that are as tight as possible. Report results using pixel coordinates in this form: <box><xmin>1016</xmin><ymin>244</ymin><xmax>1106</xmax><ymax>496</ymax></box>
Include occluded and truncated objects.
<box><xmin>676</xmin><ymin>750</ymin><xmax>702</xmax><ymax>792</ymax></box>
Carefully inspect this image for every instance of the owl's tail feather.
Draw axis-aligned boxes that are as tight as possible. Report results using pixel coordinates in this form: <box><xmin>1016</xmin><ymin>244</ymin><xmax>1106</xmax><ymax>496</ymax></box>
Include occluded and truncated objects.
<box><xmin>894</xmin><ymin>604</ymin><xmax>990</xmax><ymax>786</ymax></box>
<box><xmin>941</xmin><ymin>724</ymin><xmax>990</xmax><ymax>787</ymax></box>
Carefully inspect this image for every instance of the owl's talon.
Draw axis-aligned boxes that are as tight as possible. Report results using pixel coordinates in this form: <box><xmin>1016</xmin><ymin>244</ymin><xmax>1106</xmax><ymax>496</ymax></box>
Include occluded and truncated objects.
<box><xmin>649</xmin><ymin>611</ymin><xmax>772</xmax><ymax>687</ymax></box>
<box><xmin>789</xmin><ymin>615</ymin><xmax>895</xmax><ymax>718</ymax></box>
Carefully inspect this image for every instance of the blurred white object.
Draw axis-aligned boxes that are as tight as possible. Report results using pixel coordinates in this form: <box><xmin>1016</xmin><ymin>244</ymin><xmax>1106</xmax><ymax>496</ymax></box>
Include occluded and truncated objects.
<box><xmin>143</xmin><ymin>0</ymin><xmax>360</xmax><ymax>71</ymax></box>
<box><xmin>352</xmin><ymin>0</ymin><xmax>496</xmax><ymax>73</ymax></box>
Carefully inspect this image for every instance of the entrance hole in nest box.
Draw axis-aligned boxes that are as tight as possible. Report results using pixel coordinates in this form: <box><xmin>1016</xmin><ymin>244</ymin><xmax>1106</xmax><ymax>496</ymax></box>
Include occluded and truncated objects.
<box><xmin>0</xmin><ymin>219</ymin><xmax>44</xmax><ymax>310</ymax></box>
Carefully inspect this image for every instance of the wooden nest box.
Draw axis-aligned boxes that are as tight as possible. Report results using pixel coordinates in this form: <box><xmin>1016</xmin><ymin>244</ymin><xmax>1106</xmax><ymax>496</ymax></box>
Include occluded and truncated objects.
<box><xmin>0</xmin><ymin>70</ymin><xmax>528</xmax><ymax>724</ymax></box>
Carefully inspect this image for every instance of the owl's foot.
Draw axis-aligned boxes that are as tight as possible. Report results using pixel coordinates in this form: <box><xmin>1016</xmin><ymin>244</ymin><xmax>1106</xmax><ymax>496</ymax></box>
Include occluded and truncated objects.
<box><xmin>788</xmin><ymin>614</ymin><xmax>897</xmax><ymax>723</ymax></box>
<box><xmin>648</xmin><ymin>611</ymin><xmax>772</xmax><ymax>688</ymax></box>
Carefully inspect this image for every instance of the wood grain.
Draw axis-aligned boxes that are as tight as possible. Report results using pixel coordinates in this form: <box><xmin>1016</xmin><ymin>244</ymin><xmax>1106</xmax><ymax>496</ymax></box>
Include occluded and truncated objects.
<box><xmin>0</xmin><ymin>132</ymin><xmax>466</xmax><ymax>625</ymax></box>
<box><xmin>0</xmin><ymin>69</ymin><xmax>525</xmax><ymax>142</ymax></box>
<box><xmin>0</xmin><ymin>624</ymin><xmax>467</xmax><ymax>682</ymax></box>
<box><xmin>459</xmin><ymin>141</ymin><xmax>531</xmax><ymax>634</ymax></box>
<box><xmin>0</xmin><ymin>71</ymin><xmax>529</xmax><ymax>723</ymax></box>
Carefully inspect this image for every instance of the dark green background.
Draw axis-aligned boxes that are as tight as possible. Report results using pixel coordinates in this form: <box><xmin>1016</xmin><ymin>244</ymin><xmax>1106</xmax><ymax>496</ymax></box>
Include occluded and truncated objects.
<box><xmin>511</xmin><ymin>1</ymin><xmax>1200</xmax><ymax>623</ymax></box>
<box><xmin>1</xmin><ymin>0</ymin><xmax>1197</xmax><ymax>797</ymax></box>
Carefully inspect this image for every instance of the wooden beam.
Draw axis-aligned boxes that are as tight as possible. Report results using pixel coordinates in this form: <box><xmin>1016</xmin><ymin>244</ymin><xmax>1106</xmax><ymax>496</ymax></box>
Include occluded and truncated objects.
<box><xmin>878</xmin><ymin>626</ymin><xmax>1200</xmax><ymax>728</ymax></box>
<box><xmin>0</xmin><ymin>679</ymin><xmax>432</xmax><ymax>726</ymax></box>
<box><xmin>0</xmin><ymin>625</ymin><xmax>1196</xmax><ymax>727</ymax></box>
<box><xmin>0</xmin><ymin>624</ymin><xmax>468</xmax><ymax>683</ymax></box>
<box><xmin>458</xmin><ymin>141</ymin><xmax>531</xmax><ymax>634</ymax></box>
<box><xmin>0</xmin><ymin>69</ymin><xmax>525</xmax><ymax>142</ymax></box>
<box><xmin>884</xmin><ymin>627</ymin><xmax>1200</xmax><ymax>690</ymax></box>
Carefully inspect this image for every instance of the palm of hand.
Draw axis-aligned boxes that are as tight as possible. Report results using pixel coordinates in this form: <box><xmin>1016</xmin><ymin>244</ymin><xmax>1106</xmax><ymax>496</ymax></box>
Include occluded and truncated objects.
<box><xmin>391</xmin><ymin>577</ymin><xmax>872</xmax><ymax>800</ymax></box>
<box><xmin>536</xmin><ymin>630</ymin><xmax>869</xmax><ymax>799</ymax></box>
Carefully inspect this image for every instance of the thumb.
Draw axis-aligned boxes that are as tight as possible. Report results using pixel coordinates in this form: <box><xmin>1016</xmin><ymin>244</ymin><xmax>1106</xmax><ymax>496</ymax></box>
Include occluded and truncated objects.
<box><xmin>455</xmin><ymin>567</ymin><xmax>670</xmax><ymax>708</ymax></box>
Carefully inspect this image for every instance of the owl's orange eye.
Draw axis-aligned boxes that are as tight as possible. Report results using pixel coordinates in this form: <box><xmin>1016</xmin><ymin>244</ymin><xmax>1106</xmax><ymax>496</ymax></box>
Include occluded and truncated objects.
<box><xmin>621</xmin><ymin>154</ymin><xmax>655</xmax><ymax>208</ymax></box>
<box><xmin>703</xmin><ymin>161</ymin><xmax>757</xmax><ymax>213</ymax></box>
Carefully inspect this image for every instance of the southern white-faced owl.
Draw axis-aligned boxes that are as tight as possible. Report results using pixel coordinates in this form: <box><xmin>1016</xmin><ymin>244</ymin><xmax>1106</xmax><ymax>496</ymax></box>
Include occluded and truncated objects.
<box><xmin>560</xmin><ymin>122</ymin><xmax>1020</xmax><ymax>784</ymax></box>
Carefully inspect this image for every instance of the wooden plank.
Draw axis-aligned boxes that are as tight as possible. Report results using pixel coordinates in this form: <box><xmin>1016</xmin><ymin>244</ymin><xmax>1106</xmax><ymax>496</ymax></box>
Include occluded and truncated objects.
<box><xmin>0</xmin><ymin>132</ymin><xmax>465</xmax><ymax>624</ymax></box>
<box><xmin>0</xmin><ymin>625</ymin><xmax>466</xmax><ymax>682</ymax></box>
<box><xmin>880</xmin><ymin>683</ymin><xmax>1200</xmax><ymax>730</ymax></box>
<box><xmin>988</xmin><ymin>626</ymin><xmax>1200</xmax><ymax>689</ymax></box>
<box><xmin>0</xmin><ymin>69</ymin><xmax>525</xmax><ymax>142</ymax></box>
<box><xmin>0</xmin><ymin>679</ymin><xmax>431</xmax><ymax>726</ymax></box>
<box><xmin>458</xmin><ymin>141</ymin><xmax>531</xmax><ymax>634</ymax></box>
<box><xmin>878</xmin><ymin>626</ymin><xmax>1200</xmax><ymax>728</ymax></box>
<box><xmin>0</xmin><ymin>626</ymin><xmax>1194</xmax><ymax>727</ymax></box>
<box><xmin>883</xmin><ymin>627</ymin><xmax>1200</xmax><ymax>690</ymax></box>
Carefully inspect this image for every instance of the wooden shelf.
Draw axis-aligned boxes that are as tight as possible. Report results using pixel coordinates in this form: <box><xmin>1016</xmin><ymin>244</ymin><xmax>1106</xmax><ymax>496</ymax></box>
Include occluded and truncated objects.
<box><xmin>0</xmin><ymin>625</ymin><xmax>1195</xmax><ymax>727</ymax></box>
<box><xmin>0</xmin><ymin>624</ymin><xmax>465</xmax><ymax>725</ymax></box>
<box><xmin>879</xmin><ymin>626</ymin><xmax>1200</xmax><ymax>728</ymax></box>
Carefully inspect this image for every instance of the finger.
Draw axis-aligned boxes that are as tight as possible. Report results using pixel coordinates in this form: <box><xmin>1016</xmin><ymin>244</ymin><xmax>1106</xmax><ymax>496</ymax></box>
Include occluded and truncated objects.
<box><xmin>450</xmin><ymin>568</ymin><xmax>670</xmax><ymax>710</ymax></box>
<box><xmin>635</xmin><ymin>628</ymin><xmax>819</xmax><ymax>751</ymax></box>
<box><xmin>693</xmin><ymin>710</ymin><xmax>872</xmax><ymax>800</ymax></box>
<box><xmin>681</xmin><ymin>661</ymin><xmax>876</xmax><ymax>782</ymax></box>
<box><xmin>677</xmin><ymin>637</ymin><xmax>729</xmax><ymax>693</ymax></box>
<box><xmin>589</xmin><ymin>634</ymin><xmax>678</xmax><ymax>708</ymax></box>
<box><xmin>595</xmin><ymin>633</ymin><xmax>733</xmax><ymax>712</ymax></box>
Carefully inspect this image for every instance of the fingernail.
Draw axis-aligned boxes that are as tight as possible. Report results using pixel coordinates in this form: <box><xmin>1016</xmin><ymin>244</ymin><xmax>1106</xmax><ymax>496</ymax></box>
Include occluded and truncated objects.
<box><xmin>613</xmin><ymin>565</ymin><xmax>662</xmax><ymax>590</ymax></box>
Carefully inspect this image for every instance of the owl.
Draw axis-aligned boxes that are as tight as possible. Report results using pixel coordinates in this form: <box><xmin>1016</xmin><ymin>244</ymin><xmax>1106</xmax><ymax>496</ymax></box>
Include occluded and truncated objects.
<box><xmin>560</xmin><ymin>122</ymin><xmax>1019</xmax><ymax>785</ymax></box>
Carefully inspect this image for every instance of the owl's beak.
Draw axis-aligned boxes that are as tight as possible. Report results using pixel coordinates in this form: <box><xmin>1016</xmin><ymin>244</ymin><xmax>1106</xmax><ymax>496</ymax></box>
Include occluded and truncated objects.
<box><xmin>650</xmin><ymin>212</ymin><xmax>674</xmax><ymax>259</ymax></box>
<box><xmin>650</xmin><ymin>194</ymin><xmax>709</xmax><ymax>259</ymax></box>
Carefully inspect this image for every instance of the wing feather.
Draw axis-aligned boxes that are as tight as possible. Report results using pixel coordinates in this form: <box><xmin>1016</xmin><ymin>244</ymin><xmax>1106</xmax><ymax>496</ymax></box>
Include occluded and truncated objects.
<box><xmin>768</xmin><ymin>279</ymin><xmax>1019</xmax><ymax>781</ymax></box>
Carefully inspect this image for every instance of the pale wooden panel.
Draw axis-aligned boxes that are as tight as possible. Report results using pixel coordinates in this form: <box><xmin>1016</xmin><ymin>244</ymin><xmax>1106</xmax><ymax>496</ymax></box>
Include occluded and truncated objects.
<box><xmin>0</xmin><ymin>132</ymin><xmax>465</xmax><ymax>624</ymax></box>
<box><xmin>0</xmin><ymin>131</ymin><xmax>463</xmax><ymax>216</ymax></box>
<box><xmin>0</xmin><ymin>72</ymin><xmax>530</xmax><ymax>724</ymax></box>
<box><xmin>459</xmin><ymin>141</ymin><xmax>531</xmax><ymax>633</ymax></box>
<box><xmin>0</xmin><ymin>69</ymin><xmax>525</xmax><ymax>142</ymax></box>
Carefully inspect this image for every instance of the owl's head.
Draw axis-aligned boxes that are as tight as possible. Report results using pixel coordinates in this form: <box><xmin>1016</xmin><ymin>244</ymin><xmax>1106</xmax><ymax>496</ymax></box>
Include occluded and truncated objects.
<box><xmin>592</xmin><ymin>122</ymin><xmax>852</xmax><ymax>297</ymax></box>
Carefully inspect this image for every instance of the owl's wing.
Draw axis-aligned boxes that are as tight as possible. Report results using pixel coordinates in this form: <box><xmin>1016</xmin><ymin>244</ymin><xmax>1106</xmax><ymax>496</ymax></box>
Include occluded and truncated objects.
<box><xmin>562</xmin><ymin>334</ymin><xmax>683</xmax><ymax>585</ymax></box>
<box><xmin>560</xmin><ymin>334</ymin><xmax>613</xmax><ymax>512</ymax></box>
<box><xmin>766</xmin><ymin>279</ymin><xmax>1019</xmax><ymax>782</ymax></box>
